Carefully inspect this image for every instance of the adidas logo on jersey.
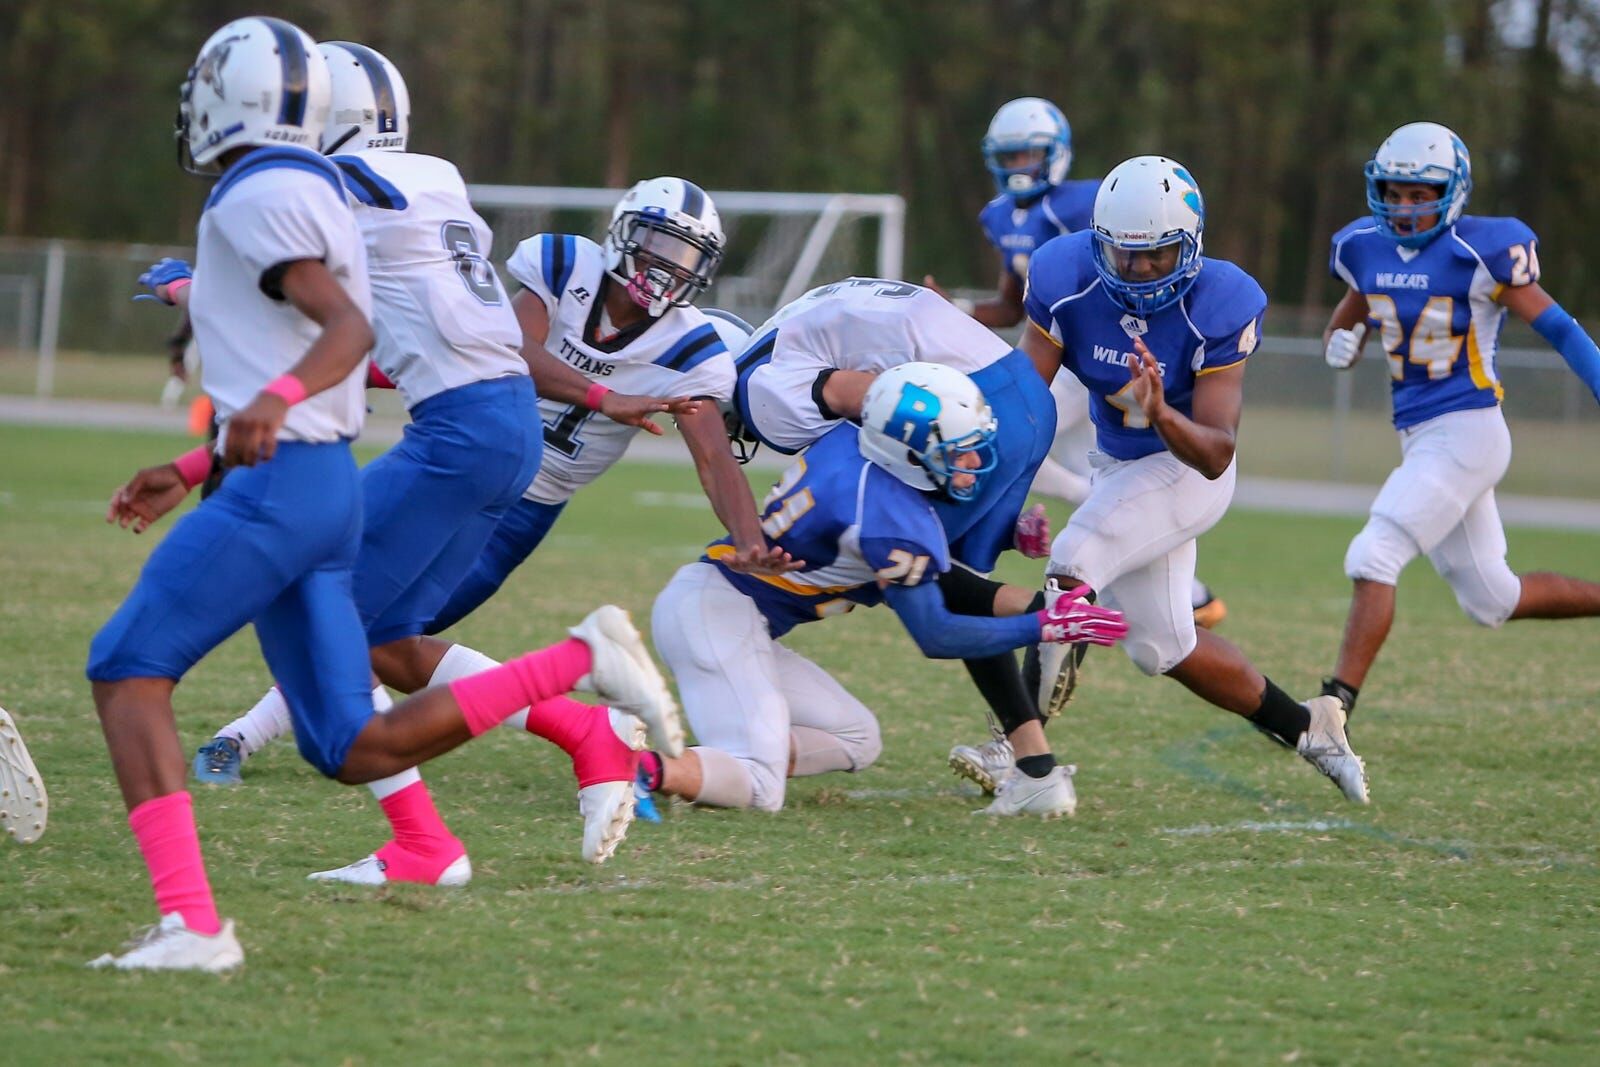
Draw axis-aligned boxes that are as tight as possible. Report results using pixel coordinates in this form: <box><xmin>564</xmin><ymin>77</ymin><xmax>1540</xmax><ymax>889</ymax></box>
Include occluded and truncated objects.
<box><xmin>1374</xmin><ymin>272</ymin><xmax>1430</xmax><ymax>290</ymax></box>
<box><xmin>1119</xmin><ymin>314</ymin><xmax>1149</xmax><ymax>337</ymax></box>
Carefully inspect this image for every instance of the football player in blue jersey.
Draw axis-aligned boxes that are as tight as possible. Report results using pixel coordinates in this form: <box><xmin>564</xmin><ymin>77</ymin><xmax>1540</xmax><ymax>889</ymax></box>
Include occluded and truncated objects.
<box><xmin>1317</xmin><ymin>122</ymin><xmax>1600</xmax><ymax>721</ymax></box>
<box><xmin>926</xmin><ymin>97</ymin><xmax>1229</xmax><ymax>615</ymax></box>
<box><xmin>638</xmin><ymin>362</ymin><xmax>1128</xmax><ymax>818</ymax></box>
<box><xmin>1023</xmin><ymin>155</ymin><xmax>1369</xmax><ymax>804</ymax></box>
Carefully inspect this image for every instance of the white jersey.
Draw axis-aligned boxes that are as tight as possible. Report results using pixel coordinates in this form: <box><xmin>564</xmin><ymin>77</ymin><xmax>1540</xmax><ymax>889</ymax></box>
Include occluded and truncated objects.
<box><xmin>189</xmin><ymin>146</ymin><xmax>370</xmax><ymax>445</ymax></box>
<box><xmin>737</xmin><ymin>278</ymin><xmax>1013</xmax><ymax>453</ymax></box>
<box><xmin>331</xmin><ymin>151</ymin><xmax>526</xmax><ymax>408</ymax></box>
<box><xmin>506</xmin><ymin>234</ymin><xmax>735</xmax><ymax>504</ymax></box>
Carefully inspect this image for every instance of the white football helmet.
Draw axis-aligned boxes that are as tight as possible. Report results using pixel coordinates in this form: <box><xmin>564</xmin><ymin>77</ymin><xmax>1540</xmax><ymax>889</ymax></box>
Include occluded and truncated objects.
<box><xmin>858</xmin><ymin>362</ymin><xmax>998</xmax><ymax>502</ymax></box>
<box><xmin>1090</xmin><ymin>156</ymin><xmax>1206</xmax><ymax>317</ymax></box>
<box><xmin>178</xmin><ymin>17</ymin><xmax>330</xmax><ymax>175</ymax></box>
<box><xmin>1365</xmin><ymin>121</ymin><xmax>1472</xmax><ymax>249</ymax></box>
<box><xmin>320</xmin><ymin>41</ymin><xmax>411</xmax><ymax>154</ymax></box>
<box><xmin>603</xmin><ymin>177</ymin><xmax>725</xmax><ymax>317</ymax></box>
<box><xmin>982</xmin><ymin>97</ymin><xmax>1072</xmax><ymax>202</ymax></box>
<box><xmin>703</xmin><ymin>309</ymin><xmax>760</xmax><ymax>464</ymax></box>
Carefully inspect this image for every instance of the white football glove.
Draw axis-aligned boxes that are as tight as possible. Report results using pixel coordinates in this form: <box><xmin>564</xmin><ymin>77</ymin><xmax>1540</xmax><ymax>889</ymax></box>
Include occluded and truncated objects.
<box><xmin>1325</xmin><ymin>323</ymin><xmax>1367</xmax><ymax>369</ymax></box>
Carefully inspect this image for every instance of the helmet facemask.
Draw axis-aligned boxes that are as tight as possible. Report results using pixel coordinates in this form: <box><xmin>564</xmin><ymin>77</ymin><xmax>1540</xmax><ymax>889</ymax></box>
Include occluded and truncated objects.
<box><xmin>918</xmin><ymin>423</ymin><xmax>1000</xmax><ymax>503</ymax></box>
<box><xmin>983</xmin><ymin>137</ymin><xmax>1066</xmax><ymax>202</ymax></box>
<box><xmin>1091</xmin><ymin>230</ymin><xmax>1202</xmax><ymax>318</ymax></box>
<box><xmin>607</xmin><ymin>208</ymin><xmax>723</xmax><ymax>317</ymax></box>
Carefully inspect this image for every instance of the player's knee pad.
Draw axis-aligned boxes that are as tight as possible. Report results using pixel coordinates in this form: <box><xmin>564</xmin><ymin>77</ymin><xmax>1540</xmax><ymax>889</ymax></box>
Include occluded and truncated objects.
<box><xmin>1344</xmin><ymin>516</ymin><xmax>1418</xmax><ymax>586</ymax></box>
<box><xmin>1436</xmin><ymin>557</ymin><xmax>1521</xmax><ymax>628</ymax></box>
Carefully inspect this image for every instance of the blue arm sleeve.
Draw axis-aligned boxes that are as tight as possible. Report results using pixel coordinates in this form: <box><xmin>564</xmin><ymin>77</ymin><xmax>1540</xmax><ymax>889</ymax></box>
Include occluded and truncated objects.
<box><xmin>1532</xmin><ymin>304</ymin><xmax>1600</xmax><ymax>403</ymax></box>
<box><xmin>883</xmin><ymin>580</ymin><xmax>1041</xmax><ymax>660</ymax></box>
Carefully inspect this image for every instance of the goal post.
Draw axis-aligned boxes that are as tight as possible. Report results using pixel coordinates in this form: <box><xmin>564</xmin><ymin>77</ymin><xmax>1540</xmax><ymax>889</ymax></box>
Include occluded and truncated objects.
<box><xmin>466</xmin><ymin>185</ymin><xmax>905</xmax><ymax>325</ymax></box>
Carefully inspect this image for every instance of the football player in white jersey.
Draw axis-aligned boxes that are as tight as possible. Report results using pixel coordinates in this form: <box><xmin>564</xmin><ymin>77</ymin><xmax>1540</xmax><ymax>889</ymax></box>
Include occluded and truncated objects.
<box><xmin>417</xmin><ymin>176</ymin><xmax>787</xmax><ymax>638</ymax></box>
<box><xmin>88</xmin><ymin>18</ymin><xmax>682</xmax><ymax>971</ymax></box>
<box><xmin>643</xmin><ymin>363</ymin><xmax>1126</xmax><ymax>815</ymax></box>
<box><xmin>194</xmin><ymin>44</ymin><xmax>695</xmax><ymax>870</ymax></box>
<box><xmin>719</xmin><ymin>279</ymin><xmax>1103</xmax><ymax>808</ymax></box>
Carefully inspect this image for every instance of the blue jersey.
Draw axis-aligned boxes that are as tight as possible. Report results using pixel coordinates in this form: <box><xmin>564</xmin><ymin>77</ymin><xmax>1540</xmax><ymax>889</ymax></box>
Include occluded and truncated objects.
<box><xmin>978</xmin><ymin>179</ymin><xmax>1100</xmax><ymax>284</ymax></box>
<box><xmin>1330</xmin><ymin>215</ymin><xmax>1537</xmax><ymax>430</ymax></box>
<box><xmin>705</xmin><ymin>424</ymin><xmax>951</xmax><ymax>637</ymax></box>
<box><xmin>1024</xmin><ymin>231</ymin><xmax>1266</xmax><ymax>461</ymax></box>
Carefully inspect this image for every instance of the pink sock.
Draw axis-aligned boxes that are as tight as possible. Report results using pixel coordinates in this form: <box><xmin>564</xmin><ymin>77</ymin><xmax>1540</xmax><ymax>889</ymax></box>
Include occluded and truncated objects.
<box><xmin>128</xmin><ymin>791</ymin><xmax>221</xmax><ymax>936</ymax></box>
<box><xmin>449</xmin><ymin>638</ymin><xmax>593</xmax><ymax>736</ymax></box>
<box><xmin>373</xmin><ymin>781</ymin><xmax>465</xmax><ymax>884</ymax></box>
<box><xmin>524</xmin><ymin>698</ymin><xmax>637</xmax><ymax>787</ymax></box>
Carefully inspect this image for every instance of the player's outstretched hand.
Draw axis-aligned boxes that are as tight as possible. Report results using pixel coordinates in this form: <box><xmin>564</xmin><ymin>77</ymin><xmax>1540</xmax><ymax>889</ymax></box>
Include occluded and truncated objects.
<box><xmin>1038</xmin><ymin>584</ymin><xmax>1128</xmax><ymax>647</ymax></box>
<box><xmin>1013</xmin><ymin>503</ymin><xmax>1051</xmax><ymax>558</ymax></box>
<box><xmin>134</xmin><ymin>258</ymin><xmax>193</xmax><ymax>305</ymax></box>
<box><xmin>598</xmin><ymin>391</ymin><xmax>702</xmax><ymax>437</ymax></box>
<box><xmin>724</xmin><ymin>542</ymin><xmax>807</xmax><ymax>576</ymax></box>
<box><xmin>107</xmin><ymin>464</ymin><xmax>190</xmax><ymax>534</ymax></box>
<box><xmin>1128</xmin><ymin>336</ymin><xmax>1168</xmax><ymax>425</ymax></box>
<box><xmin>223</xmin><ymin>393</ymin><xmax>289</xmax><ymax>467</ymax></box>
<box><xmin>1325</xmin><ymin>323</ymin><xmax>1366</xmax><ymax>369</ymax></box>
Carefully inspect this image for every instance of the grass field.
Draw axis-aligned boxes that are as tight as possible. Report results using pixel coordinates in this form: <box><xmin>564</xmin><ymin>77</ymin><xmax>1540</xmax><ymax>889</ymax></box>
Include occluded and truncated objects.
<box><xmin>2</xmin><ymin>422</ymin><xmax>1598</xmax><ymax>1065</ymax></box>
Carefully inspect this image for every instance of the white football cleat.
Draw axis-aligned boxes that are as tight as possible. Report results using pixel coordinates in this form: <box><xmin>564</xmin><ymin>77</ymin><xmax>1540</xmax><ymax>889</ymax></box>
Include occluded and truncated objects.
<box><xmin>1033</xmin><ymin>578</ymin><xmax>1086</xmax><ymax>719</ymax></box>
<box><xmin>569</xmin><ymin>605</ymin><xmax>684</xmax><ymax>757</ymax></box>
<box><xmin>1297</xmin><ymin>695</ymin><xmax>1369</xmax><ymax>804</ymax></box>
<box><xmin>0</xmin><ymin>706</ymin><xmax>48</xmax><ymax>844</ymax></box>
<box><xmin>307</xmin><ymin>852</ymin><xmax>473</xmax><ymax>887</ymax></box>
<box><xmin>88</xmin><ymin>913</ymin><xmax>243</xmax><ymax>973</ymax></box>
<box><xmin>979</xmin><ymin>765</ymin><xmax>1077</xmax><ymax>819</ymax></box>
<box><xmin>948</xmin><ymin>734</ymin><xmax>1015</xmax><ymax>795</ymax></box>
<box><xmin>578</xmin><ymin>781</ymin><xmax>636</xmax><ymax>864</ymax></box>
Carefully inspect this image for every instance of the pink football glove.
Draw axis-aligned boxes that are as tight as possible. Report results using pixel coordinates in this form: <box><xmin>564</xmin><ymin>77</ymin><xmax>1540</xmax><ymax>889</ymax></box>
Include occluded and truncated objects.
<box><xmin>1037</xmin><ymin>584</ymin><xmax>1128</xmax><ymax>647</ymax></box>
<box><xmin>1013</xmin><ymin>503</ymin><xmax>1051</xmax><ymax>559</ymax></box>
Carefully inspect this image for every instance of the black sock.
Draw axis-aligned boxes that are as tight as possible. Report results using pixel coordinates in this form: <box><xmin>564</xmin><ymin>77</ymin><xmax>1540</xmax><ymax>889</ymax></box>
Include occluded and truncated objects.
<box><xmin>1321</xmin><ymin>677</ymin><xmax>1359</xmax><ymax>718</ymax></box>
<box><xmin>1248</xmin><ymin>678</ymin><xmax>1311</xmax><ymax>748</ymax></box>
<box><xmin>1015</xmin><ymin>753</ymin><xmax>1057</xmax><ymax>779</ymax></box>
<box><xmin>963</xmin><ymin>653</ymin><xmax>1041</xmax><ymax>734</ymax></box>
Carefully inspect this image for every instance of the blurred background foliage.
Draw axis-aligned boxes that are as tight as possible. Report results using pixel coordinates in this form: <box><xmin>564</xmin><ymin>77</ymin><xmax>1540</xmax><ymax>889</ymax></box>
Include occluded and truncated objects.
<box><xmin>5</xmin><ymin>0</ymin><xmax>1600</xmax><ymax>315</ymax></box>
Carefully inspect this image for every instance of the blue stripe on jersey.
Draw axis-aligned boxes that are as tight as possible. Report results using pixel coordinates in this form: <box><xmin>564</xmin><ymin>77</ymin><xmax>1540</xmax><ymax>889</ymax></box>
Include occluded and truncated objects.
<box><xmin>259</xmin><ymin>17</ymin><xmax>310</xmax><ymax>127</ymax></box>
<box><xmin>205</xmin><ymin>146</ymin><xmax>345</xmax><ymax>210</ymax></box>
<box><xmin>653</xmin><ymin>324</ymin><xmax>721</xmax><ymax>371</ymax></box>
<box><xmin>333</xmin><ymin>155</ymin><xmax>409</xmax><ymax>210</ymax></box>
<box><xmin>332</xmin><ymin>42</ymin><xmax>400</xmax><ymax>133</ymax></box>
<box><xmin>680</xmin><ymin>181</ymin><xmax>706</xmax><ymax>219</ymax></box>
<box><xmin>542</xmin><ymin>234</ymin><xmax>576</xmax><ymax>296</ymax></box>
<box><xmin>733</xmin><ymin>329</ymin><xmax>787</xmax><ymax>451</ymax></box>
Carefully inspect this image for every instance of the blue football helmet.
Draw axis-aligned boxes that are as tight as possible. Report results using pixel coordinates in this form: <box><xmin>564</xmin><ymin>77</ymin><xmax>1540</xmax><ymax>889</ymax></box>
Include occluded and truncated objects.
<box><xmin>982</xmin><ymin>98</ymin><xmax>1072</xmax><ymax>203</ymax></box>
<box><xmin>1364</xmin><ymin>122</ymin><xmax>1472</xmax><ymax>249</ymax></box>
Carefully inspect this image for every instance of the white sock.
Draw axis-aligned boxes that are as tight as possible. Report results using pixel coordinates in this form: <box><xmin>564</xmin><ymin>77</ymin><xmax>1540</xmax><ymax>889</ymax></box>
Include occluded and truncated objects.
<box><xmin>429</xmin><ymin>644</ymin><xmax>532</xmax><ymax>731</ymax></box>
<box><xmin>217</xmin><ymin>686</ymin><xmax>293</xmax><ymax>758</ymax></box>
<box><xmin>366</xmin><ymin>684</ymin><xmax>422</xmax><ymax>800</ymax></box>
<box><xmin>1029</xmin><ymin>457</ymin><xmax>1090</xmax><ymax>505</ymax></box>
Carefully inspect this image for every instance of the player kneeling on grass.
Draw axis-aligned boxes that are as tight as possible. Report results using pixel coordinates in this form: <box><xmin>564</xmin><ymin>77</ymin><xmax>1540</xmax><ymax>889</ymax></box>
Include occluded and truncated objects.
<box><xmin>1023</xmin><ymin>155</ymin><xmax>1368</xmax><ymax>804</ymax></box>
<box><xmin>85</xmin><ymin>17</ymin><xmax>683</xmax><ymax>974</ymax></box>
<box><xmin>638</xmin><ymin>363</ymin><xmax>1126</xmax><ymax>818</ymax></box>
<box><xmin>1318</xmin><ymin>122</ymin><xmax>1600</xmax><ymax>722</ymax></box>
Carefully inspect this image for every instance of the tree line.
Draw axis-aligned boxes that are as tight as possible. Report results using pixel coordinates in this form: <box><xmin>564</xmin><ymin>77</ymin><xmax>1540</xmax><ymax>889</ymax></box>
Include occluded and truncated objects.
<box><xmin>5</xmin><ymin>0</ymin><xmax>1600</xmax><ymax>318</ymax></box>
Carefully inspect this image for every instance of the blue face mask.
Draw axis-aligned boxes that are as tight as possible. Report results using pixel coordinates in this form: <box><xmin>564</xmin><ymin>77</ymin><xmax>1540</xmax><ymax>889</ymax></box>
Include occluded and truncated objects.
<box><xmin>1364</xmin><ymin>141</ymin><xmax>1471</xmax><ymax>249</ymax></box>
<box><xmin>1091</xmin><ymin>231</ymin><xmax>1203</xmax><ymax>318</ymax></box>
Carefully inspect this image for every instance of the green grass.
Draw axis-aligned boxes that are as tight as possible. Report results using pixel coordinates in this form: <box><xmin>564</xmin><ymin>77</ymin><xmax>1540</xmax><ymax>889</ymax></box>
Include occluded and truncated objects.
<box><xmin>2</xmin><ymin>422</ymin><xmax>1598</xmax><ymax>1065</ymax></box>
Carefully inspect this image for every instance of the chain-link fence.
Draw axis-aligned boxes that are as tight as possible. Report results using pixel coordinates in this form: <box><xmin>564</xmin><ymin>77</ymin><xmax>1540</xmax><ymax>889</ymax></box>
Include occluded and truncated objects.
<box><xmin>3</xmin><ymin>236</ymin><xmax>1595</xmax><ymax>499</ymax></box>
